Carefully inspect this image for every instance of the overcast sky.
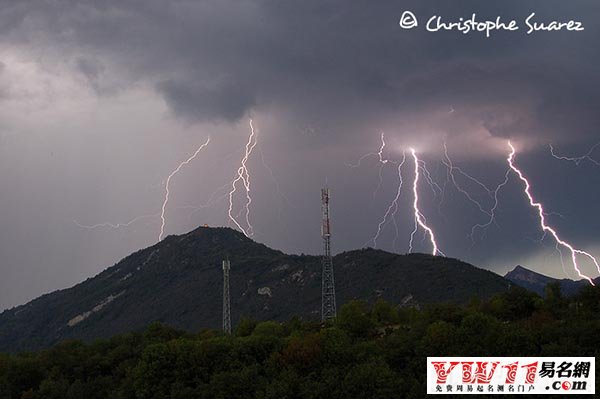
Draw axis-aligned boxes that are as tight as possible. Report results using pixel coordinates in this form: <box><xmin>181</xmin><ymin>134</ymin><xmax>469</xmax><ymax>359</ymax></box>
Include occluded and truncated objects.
<box><xmin>1</xmin><ymin>0</ymin><xmax>599</xmax><ymax>310</ymax></box>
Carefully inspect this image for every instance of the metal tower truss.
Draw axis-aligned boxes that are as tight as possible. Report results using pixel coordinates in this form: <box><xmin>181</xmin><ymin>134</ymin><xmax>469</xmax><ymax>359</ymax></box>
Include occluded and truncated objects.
<box><xmin>222</xmin><ymin>259</ymin><xmax>231</xmax><ymax>334</ymax></box>
<box><xmin>321</xmin><ymin>188</ymin><xmax>337</xmax><ymax>321</ymax></box>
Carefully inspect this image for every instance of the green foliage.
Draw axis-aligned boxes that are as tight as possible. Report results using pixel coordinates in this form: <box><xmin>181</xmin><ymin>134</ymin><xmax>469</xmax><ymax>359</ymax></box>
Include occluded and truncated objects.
<box><xmin>421</xmin><ymin>321</ymin><xmax>458</xmax><ymax>355</ymax></box>
<box><xmin>336</xmin><ymin>300</ymin><xmax>375</xmax><ymax>338</ymax></box>
<box><xmin>1</xmin><ymin>287</ymin><xmax>599</xmax><ymax>398</ymax></box>
<box><xmin>252</xmin><ymin>321</ymin><xmax>286</xmax><ymax>337</ymax></box>
<box><xmin>235</xmin><ymin>317</ymin><xmax>257</xmax><ymax>337</ymax></box>
<box><xmin>577</xmin><ymin>285</ymin><xmax>600</xmax><ymax>314</ymax></box>
<box><xmin>487</xmin><ymin>286</ymin><xmax>540</xmax><ymax>320</ymax></box>
<box><xmin>371</xmin><ymin>298</ymin><xmax>400</xmax><ymax>325</ymax></box>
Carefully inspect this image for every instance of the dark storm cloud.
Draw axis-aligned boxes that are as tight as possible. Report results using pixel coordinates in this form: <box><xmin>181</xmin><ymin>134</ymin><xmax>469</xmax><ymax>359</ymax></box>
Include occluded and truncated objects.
<box><xmin>157</xmin><ymin>79</ymin><xmax>256</xmax><ymax>123</ymax></box>
<box><xmin>1</xmin><ymin>0</ymin><xmax>598</xmax><ymax>142</ymax></box>
<box><xmin>1</xmin><ymin>0</ymin><xmax>599</xmax><ymax>310</ymax></box>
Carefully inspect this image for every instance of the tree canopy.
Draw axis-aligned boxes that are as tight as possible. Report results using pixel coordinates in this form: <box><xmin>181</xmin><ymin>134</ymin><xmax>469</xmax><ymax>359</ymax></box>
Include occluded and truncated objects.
<box><xmin>0</xmin><ymin>284</ymin><xmax>598</xmax><ymax>398</ymax></box>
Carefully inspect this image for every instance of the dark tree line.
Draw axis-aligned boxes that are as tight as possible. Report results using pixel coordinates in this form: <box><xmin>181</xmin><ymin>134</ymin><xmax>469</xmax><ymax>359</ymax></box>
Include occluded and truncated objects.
<box><xmin>0</xmin><ymin>283</ymin><xmax>599</xmax><ymax>398</ymax></box>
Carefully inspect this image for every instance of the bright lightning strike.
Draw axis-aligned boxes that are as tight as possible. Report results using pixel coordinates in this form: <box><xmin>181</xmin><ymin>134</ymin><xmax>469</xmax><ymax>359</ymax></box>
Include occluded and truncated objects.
<box><xmin>377</xmin><ymin>132</ymin><xmax>389</xmax><ymax>165</ymax></box>
<box><xmin>369</xmin><ymin>151</ymin><xmax>406</xmax><ymax>248</ymax></box>
<box><xmin>228</xmin><ymin>119</ymin><xmax>258</xmax><ymax>237</ymax></box>
<box><xmin>373</xmin><ymin>132</ymin><xmax>391</xmax><ymax>197</ymax></box>
<box><xmin>507</xmin><ymin>141</ymin><xmax>598</xmax><ymax>285</ymax></box>
<box><xmin>550</xmin><ymin>142</ymin><xmax>600</xmax><ymax>167</ymax></box>
<box><xmin>347</xmin><ymin>132</ymin><xmax>389</xmax><ymax>168</ymax></box>
<box><xmin>409</xmin><ymin>148</ymin><xmax>443</xmax><ymax>256</ymax></box>
<box><xmin>158</xmin><ymin>136</ymin><xmax>211</xmax><ymax>241</ymax></box>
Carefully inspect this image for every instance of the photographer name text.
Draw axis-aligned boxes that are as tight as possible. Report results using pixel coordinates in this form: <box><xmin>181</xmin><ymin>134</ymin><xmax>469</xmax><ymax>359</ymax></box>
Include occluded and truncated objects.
<box><xmin>399</xmin><ymin>12</ymin><xmax>584</xmax><ymax>37</ymax></box>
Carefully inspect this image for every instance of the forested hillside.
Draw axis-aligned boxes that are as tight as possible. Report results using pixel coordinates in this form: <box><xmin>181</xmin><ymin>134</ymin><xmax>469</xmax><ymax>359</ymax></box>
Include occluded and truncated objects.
<box><xmin>1</xmin><ymin>283</ymin><xmax>598</xmax><ymax>399</ymax></box>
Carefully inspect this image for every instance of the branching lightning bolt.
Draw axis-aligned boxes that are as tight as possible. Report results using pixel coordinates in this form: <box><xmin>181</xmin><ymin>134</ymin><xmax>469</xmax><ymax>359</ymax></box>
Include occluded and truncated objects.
<box><xmin>369</xmin><ymin>151</ymin><xmax>406</xmax><ymax>248</ymax></box>
<box><xmin>351</xmin><ymin>132</ymin><xmax>406</xmax><ymax>249</ymax></box>
<box><xmin>376</xmin><ymin>132</ymin><xmax>389</xmax><ymax>165</ymax></box>
<box><xmin>258</xmin><ymin>145</ymin><xmax>294</xmax><ymax>210</ymax></box>
<box><xmin>158</xmin><ymin>136</ymin><xmax>211</xmax><ymax>241</ymax></box>
<box><xmin>258</xmin><ymin>144</ymin><xmax>295</xmax><ymax>229</ymax></box>
<box><xmin>554</xmin><ymin>243</ymin><xmax>575</xmax><ymax>280</ymax></box>
<box><xmin>418</xmin><ymin>159</ymin><xmax>444</xmax><ymax>197</ymax></box>
<box><xmin>507</xmin><ymin>141</ymin><xmax>598</xmax><ymax>285</ymax></box>
<box><xmin>178</xmin><ymin>143</ymin><xmax>250</xmax><ymax>221</ymax></box>
<box><xmin>73</xmin><ymin>214</ymin><xmax>159</xmax><ymax>230</ymax></box>
<box><xmin>347</xmin><ymin>132</ymin><xmax>389</xmax><ymax>168</ymax></box>
<box><xmin>228</xmin><ymin>119</ymin><xmax>258</xmax><ymax>237</ymax></box>
<box><xmin>550</xmin><ymin>142</ymin><xmax>600</xmax><ymax>167</ymax></box>
<box><xmin>441</xmin><ymin>141</ymin><xmax>516</xmax><ymax>244</ymax></box>
<box><xmin>441</xmin><ymin>141</ymin><xmax>494</xmax><ymax>217</ymax></box>
<box><xmin>347</xmin><ymin>132</ymin><xmax>393</xmax><ymax>199</ymax></box>
<box><xmin>373</xmin><ymin>132</ymin><xmax>391</xmax><ymax>197</ymax></box>
<box><xmin>469</xmin><ymin>168</ymin><xmax>511</xmax><ymax>242</ymax></box>
<box><xmin>179</xmin><ymin>182</ymin><xmax>233</xmax><ymax>220</ymax></box>
<box><xmin>409</xmin><ymin>148</ymin><xmax>444</xmax><ymax>256</ymax></box>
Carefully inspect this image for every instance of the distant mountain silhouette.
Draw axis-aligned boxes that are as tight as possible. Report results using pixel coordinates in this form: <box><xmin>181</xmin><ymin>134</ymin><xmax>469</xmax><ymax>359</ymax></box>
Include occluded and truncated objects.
<box><xmin>504</xmin><ymin>265</ymin><xmax>598</xmax><ymax>297</ymax></box>
<box><xmin>0</xmin><ymin>227</ymin><xmax>511</xmax><ymax>353</ymax></box>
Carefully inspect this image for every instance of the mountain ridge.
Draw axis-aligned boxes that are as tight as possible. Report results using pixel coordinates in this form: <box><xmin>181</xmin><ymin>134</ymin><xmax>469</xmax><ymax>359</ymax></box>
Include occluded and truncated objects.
<box><xmin>0</xmin><ymin>226</ymin><xmax>512</xmax><ymax>353</ymax></box>
<box><xmin>504</xmin><ymin>264</ymin><xmax>599</xmax><ymax>296</ymax></box>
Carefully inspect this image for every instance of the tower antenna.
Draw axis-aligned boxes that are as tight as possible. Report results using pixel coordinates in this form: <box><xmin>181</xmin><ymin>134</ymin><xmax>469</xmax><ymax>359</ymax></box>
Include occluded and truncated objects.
<box><xmin>321</xmin><ymin>188</ymin><xmax>337</xmax><ymax>321</ymax></box>
<box><xmin>222</xmin><ymin>259</ymin><xmax>231</xmax><ymax>334</ymax></box>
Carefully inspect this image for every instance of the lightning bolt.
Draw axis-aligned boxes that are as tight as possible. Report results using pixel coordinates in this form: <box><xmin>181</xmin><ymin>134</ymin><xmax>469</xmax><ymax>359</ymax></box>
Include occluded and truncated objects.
<box><xmin>441</xmin><ymin>141</ymin><xmax>516</xmax><ymax>244</ymax></box>
<box><xmin>418</xmin><ymin>158</ymin><xmax>443</xmax><ymax>197</ymax></box>
<box><xmin>73</xmin><ymin>214</ymin><xmax>159</xmax><ymax>230</ymax></box>
<box><xmin>554</xmin><ymin>242</ymin><xmax>575</xmax><ymax>280</ymax></box>
<box><xmin>347</xmin><ymin>132</ymin><xmax>389</xmax><ymax>168</ymax></box>
<box><xmin>441</xmin><ymin>141</ymin><xmax>494</xmax><ymax>218</ymax></box>
<box><xmin>550</xmin><ymin>142</ymin><xmax>600</xmax><ymax>167</ymax></box>
<box><xmin>351</xmin><ymin>132</ymin><xmax>406</xmax><ymax>249</ymax></box>
<box><xmin>179</xmin><ymin>181</ymin><xmax>233</xmax><ymax>220</ymax></box>
<box><xmin>228</xmin><ymin>119</ymin><xmax>258</xmax><ymax>237</ymax></box>
<box><xmin>409</xmin><ymin>148</ymin><xmax>444</xmax><ymax>256</ymax></box>
<box><xmin>258</xmin><ymin>144</ymin><xmax>295</xmax><ymax>222</ymax></box>
<box><xmin>507</xmin><ymin>141</ymin><xmax>598</xmax><ymax>285</ymax></box>
<box><xmin>377</xmin><ymin>132</ymin><xmax>389</xmax><ymax>165</ymax></box>
<box><xmin>347</xmin><ymin>132</ymin><xmax>393</xmax><ymax>199</ymax></box>
<box><xmin>373</xmin><ymin>132</ymin><xmax>391</xmax><ymax>197</ymax></box>
<box><xmin>158</xmin><ymin>136</ymin><xmax>211</xmax><ymax>241</ymax></box>
<box><xmin>178</xmin><ymin>142</ymin><xmax>250</xmax><ymax>221</ymax></box>
<box><xmin>415</xmin><ymin>157</ymin><xmax>449</xmax><ymax>245</ymax></box>
<box><xmin>469</xmin><ymin>168</ymin><xmax>511</xmax><ymax>242</ymax></box>
<box><xmin>369</xmin><ymin>150</ymin><xmax>406</xmax><ymax>248</ymax></box>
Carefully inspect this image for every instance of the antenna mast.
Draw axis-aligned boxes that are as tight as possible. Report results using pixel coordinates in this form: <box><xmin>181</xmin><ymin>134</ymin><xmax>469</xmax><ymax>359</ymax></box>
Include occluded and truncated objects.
<box><xmin>222</xmin><ymin>259</ymin><xmax>231</xmax><ymax>334</ymax></box>
<box><xmin>321</xmin><ymin>188</ymin><xmax>337</xmax><ymax>321</ymax></box>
